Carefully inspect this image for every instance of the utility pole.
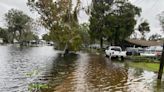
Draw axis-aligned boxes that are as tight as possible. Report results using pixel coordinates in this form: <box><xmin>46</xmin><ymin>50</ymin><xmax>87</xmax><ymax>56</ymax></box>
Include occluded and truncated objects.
<box><xmin>158</xmin><ymin>42</ymin><xmax>164</xmax><ymax>80</ymax></box>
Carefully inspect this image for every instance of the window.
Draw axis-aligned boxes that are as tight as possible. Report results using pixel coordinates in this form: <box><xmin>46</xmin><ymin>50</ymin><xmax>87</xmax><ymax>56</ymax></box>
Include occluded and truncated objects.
<box><xmin>111</xmin><ymin>48</ymin><xmax>121</xmax><ymax>51</ymax></box>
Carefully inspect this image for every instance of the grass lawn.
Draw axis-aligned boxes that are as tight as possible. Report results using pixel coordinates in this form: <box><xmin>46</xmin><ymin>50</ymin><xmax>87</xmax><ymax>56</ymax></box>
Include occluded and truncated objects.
<box><xmin>127</xmin><ymin>62</ymin><xmax>164</xmax><ymax>72</ymax></box>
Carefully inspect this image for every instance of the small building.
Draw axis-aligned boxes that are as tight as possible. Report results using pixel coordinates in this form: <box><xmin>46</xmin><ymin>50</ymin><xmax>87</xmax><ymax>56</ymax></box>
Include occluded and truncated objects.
<box><xmin>125</xmin><ymin>39</ymin><xmax>163</xmax><ymax>47</ymax></box>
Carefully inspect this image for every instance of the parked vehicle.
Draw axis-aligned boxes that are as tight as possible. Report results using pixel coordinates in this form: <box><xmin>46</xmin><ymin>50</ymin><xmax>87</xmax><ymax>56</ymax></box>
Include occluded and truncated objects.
<box><xmin>140</xmin><ymin>50</ymin><xmax>156</xmax><ymax>57</ymax></box>
<box><xmin>140</xmin><ymin>46</ymin><xmax>163</xmax><ymax>57</ymax></box>
<box><xmin>88</xmin><ymin>44</ymin><xmax>100</xmax><ymax>49</ymax></box>
<box><xmin>126</xmin><ymin>47</ymin><xmax>144</xmax><ymax>56</ymax></box>
<box><xmin>105</xmin><ymin>46</ymin><xmax>127</xmax><ymax>60</ymax></box>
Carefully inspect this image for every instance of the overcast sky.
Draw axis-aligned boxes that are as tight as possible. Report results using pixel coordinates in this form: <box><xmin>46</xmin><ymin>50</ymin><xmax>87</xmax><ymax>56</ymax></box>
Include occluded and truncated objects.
<box><xmin>0</xmin><ymin>0</ymin><xmax>164</xmax><ymax>38</ymax></box>
<box><xmin>0</xmin><ymin>0</ymin><xmax>37</xmax><ymax>26</ymax></box>
<box><xmin>130</xmin><ymin>0</ymin><xmax>164</xmax><ymax>38</ymax></box>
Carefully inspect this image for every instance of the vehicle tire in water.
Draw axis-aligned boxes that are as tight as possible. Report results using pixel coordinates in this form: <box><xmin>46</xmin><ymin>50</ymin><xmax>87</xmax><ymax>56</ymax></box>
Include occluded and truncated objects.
<box><xmin>105</xmin><ymin>54</ymin><xmax>109</xmax><ymax>58</ymax></box>
<box><xmin>121</xmin><ymin>56</ymin><xmax>124</xmax><ymax>61</ymax></box>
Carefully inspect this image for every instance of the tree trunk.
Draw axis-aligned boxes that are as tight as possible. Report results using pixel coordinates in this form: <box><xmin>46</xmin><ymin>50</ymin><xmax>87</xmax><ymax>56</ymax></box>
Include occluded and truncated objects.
<box><xmin>158</xmin><ymin>43</ymin><xmax>164</xmax><ymax>80</ymax></box>
<box><xmin>63</xmin><ymin>43</ymin><xmax>69</xmax><ymax>56</ymax></box>
<box><xmin>12</xmin><ymin>31</ymin><xmax>16</xmax><ymax>44</ymax></box>
<box><xmin>100</xmin><ymin>37</ymin><xmax>103</xmax><ymax>50</ymax></box>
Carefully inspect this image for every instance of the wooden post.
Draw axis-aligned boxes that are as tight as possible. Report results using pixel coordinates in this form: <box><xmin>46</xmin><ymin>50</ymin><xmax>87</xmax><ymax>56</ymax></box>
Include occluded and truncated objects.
<box><xmin>158</xmin><ymin>43</ymin><xmax>164</xmax><ymax>80</ymax></box>
<box><xmin>100</xmin><ymin>37</ymin><xmax>103</xmax><ymax>50</ymax></box>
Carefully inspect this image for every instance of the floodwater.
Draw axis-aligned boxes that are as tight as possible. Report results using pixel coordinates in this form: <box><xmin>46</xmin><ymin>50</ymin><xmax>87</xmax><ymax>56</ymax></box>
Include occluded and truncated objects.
<box><xmin>0</xmin><ymin>45</ymin><xmax>164</xmax><ymax>92</ymax></box>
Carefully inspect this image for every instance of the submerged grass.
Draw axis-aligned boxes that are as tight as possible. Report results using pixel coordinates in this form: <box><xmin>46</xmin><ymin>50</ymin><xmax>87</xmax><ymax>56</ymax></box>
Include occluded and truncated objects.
<box><xmin>127</xmin><ymin>62</ymin><xmax>164</xmax><ymax>72</ymax></box>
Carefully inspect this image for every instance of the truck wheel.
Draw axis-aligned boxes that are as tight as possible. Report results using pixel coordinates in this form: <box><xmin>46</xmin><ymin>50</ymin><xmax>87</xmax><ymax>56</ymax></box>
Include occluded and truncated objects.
<box><xmin>121</xmin><ymin>56</ymin><xmax>124</xmax><ymax>61</ymax></box>
<box><xmin>110</xmin><ymin>56</ymin><xmax>112</xmax><ymax>59</ymax></box>
<box><xmin>105</xmin><ymin>54</ymin><xmax>109</xmax><ymax>58</ymax></box>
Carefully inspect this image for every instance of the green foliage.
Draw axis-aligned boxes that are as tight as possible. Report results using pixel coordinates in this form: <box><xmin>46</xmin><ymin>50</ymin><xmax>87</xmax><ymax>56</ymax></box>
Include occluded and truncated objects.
<box><xmin>149</xmin><ymin>33</ymin><xmax>162</xmax><ymax>41</ymax></box>
<box><xmin>89</xmin><ymin>0</ymin><xmax>141</xmax><ymax>46</ymax></box>
<box><xmin>23</xmin><ymin>31</ymin><xmax>39</xmax><ymax>41</ymax></box>
<box><xmin>28</xmin><ymin>83</ymin><xmax>49</xmax><ymax>92</ymax></box>
<box><xmin>27</xmin><ymin>0</ymin><xmax>82</xmax><ymax>52</ymax></box>
<box><xmin>25</xmin><ymin>70</ymin><xmax>49</xmax><ymax>92</ymax></box>
<box><xmin>79</xmin><ymin>23</ymin><xmax>90</xmax><ymax>47</ymax></box>
<box><xmin>5</xmin><ymin>9</ymin><xmax>36</xmax><ymax>43</ymax></box>
<box><xmin>25</xmin><ymin>70</ymin><xmax>39</xmax><ymax>77</ymax></box>
<box><xmin>48</xmin><ymin>24</ymin><xmax>82</xmax><ymax>51</ymax></box>
<box><xmin>159</xmin><ymin>11</ymin><xmax>164</xmax><ymax>31</ymax></box>
<box><xmin>127</xmin><ymin>62</ymin><xmax>163</xmax><ymax>72</ymax></box>
<box><xmin>138</xmin><ymin>21</ymin><xmax>150</xmax><ymax>39</ymax></box>
<box><xmin>0</xmin><ymin>27</ymin><xmax>9</xmax><ymax>43</ymax></box>
<box><xmin>128</xmin><ymin>56</ymin><xmax>157</xmax><ymax>62</ymax></box>
<box><xmin>89</xmin><ymin>1</ymin><xmax>110</xmax><ymax>41</ymax></box>
<box><xmin>42</xmin><ymin>34</ymin><xmax>51</xmax><ymax>41</ymax></box>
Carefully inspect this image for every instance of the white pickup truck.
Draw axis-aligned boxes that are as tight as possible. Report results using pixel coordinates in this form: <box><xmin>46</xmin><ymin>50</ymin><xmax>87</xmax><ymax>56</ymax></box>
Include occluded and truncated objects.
<box><xmin>105</xmin><ymin>46</ymin><xmax>127</xmax><ymax>60</ymax></box>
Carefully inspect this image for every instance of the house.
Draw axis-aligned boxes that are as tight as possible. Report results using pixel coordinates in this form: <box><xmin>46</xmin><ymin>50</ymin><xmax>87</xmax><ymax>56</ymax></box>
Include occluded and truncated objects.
<box><xmin>125</xmin><ymin>39</ymin><xmax>163</xmax><ymax>47</ymax></box>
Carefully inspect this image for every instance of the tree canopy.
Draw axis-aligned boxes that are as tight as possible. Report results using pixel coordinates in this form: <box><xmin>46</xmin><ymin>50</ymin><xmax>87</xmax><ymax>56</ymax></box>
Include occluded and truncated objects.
<box><xmin>138</xmin><ymin>21</ymin><xmax>150</xmax><ymax>40</ymax></box>
<box><xmin>159</xmin><ymin>12</ymin><xmax>164</xmax><ymax>32</ymax></box>
<box><xmin>42</xmin><ymin>34</ymin><xmax>51</xmax><ymax>41</ymax></box>
<box><xmin>89</xmin><ymin>0</ymin><xmax>111</xmax><ymax>48</ymax></box>
<box><xmin>27</xmin><ymin>0</ymin><xmax>82</xmax><ymax>52</ymax></box>
<box><xmin>149</xmin><ymin>34</ymin><xmax>161</xmax><ymax>41</ymax></box>
<box><xmin>79</xmin><ymin>23</ymin><xmax>90</xmax><ymax>47</ymax></box>
<box><xmin>0</xmin><ymin>27</ymin><xmax>9</xmax><ymax>43</ymax></box>
<box><xmin>89</xmin><ymin>0</ymin><xmax>141</xmax><ymax>47</ymax></box>
<box><xmin>5</xmin><ymin>9</ymin><xmax>35</xmax><ymax>43</ymax></box>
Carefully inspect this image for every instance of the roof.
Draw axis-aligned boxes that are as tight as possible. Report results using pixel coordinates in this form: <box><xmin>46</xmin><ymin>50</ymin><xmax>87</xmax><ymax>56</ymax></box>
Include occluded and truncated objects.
<box><xmin>126</xmin><ymin>39</ymin><xmax>163</xmax><ymax>46</ymax></box>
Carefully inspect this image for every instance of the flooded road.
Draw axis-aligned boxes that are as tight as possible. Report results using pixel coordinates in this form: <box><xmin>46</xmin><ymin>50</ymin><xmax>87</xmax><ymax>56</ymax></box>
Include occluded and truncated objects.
<box><xmin>54</xmin><ymin>54</ymin><xmax>164</xmax><ymax>92</ymax></box>
<box><xmin>0</xmin><ymin>45</ymin><xmax>60</xmax><ymax>92</ymax></box>
<box><xmin>0</xmin><ymin>45</ymin><xmax>164</xmax><ymax>92</ymax></box>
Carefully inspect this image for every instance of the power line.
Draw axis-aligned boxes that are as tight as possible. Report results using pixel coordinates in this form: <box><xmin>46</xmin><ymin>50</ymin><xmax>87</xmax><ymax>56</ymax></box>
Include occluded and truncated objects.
<box><xmin>131</xmin><ymin>0</ymin><xmax>142</xmax><ymax>4</ymax></box>
<box><xmin>142</xmin><ymin>0</ymin><xmax>160</xmax><ymax>14</ymax></box>
<box><xmin>147</xmin><ymin>0</ymin><xmax>160</xmax><ymax>11</ymax></box>
<box><xmin>135</xmin><ymin>0</ymin><xmax>145</xmax><ymax>5</ymax></box>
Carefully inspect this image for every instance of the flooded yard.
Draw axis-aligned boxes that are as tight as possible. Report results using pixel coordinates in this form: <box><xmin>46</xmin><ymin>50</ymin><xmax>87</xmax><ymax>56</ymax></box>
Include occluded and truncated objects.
<box><xmin>0</xmin><ymin>45</ymin><xmax>164</xmax><ymax>92</ymax></box>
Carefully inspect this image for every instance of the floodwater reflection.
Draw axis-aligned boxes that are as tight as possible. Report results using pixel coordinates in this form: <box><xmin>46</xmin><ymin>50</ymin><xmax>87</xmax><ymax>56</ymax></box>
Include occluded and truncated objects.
<box><xmin>53</xmin><ymin>54</ymin><xmax>164</xmax><ymax>92</ymax></box>
<box><xmin>0</xmin><ymin>45</ymin><xmax>59</xmax><ymax>92</ymax></box>
<box><xmin>0</xmin><ymin>45</ymin><xmax>164</xmax><ymax>92</ymax></box>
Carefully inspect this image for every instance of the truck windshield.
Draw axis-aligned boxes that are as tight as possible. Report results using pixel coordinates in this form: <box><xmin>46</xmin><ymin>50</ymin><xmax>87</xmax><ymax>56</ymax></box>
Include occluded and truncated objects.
<box><xmin>111</xmin><ymin>48</ymin><xmax>121</xmax><ymax>51</ymax></box>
